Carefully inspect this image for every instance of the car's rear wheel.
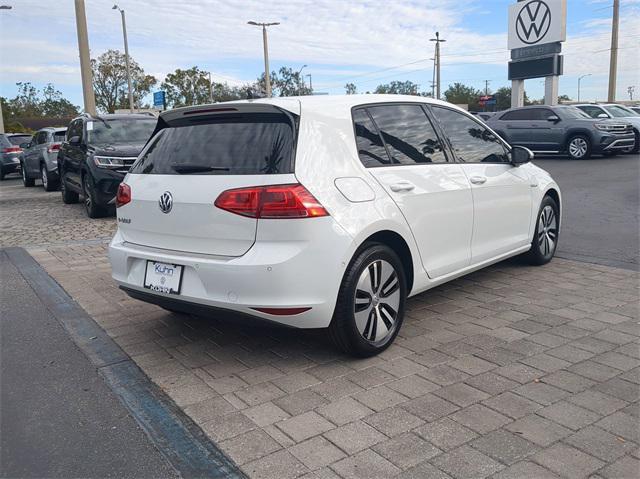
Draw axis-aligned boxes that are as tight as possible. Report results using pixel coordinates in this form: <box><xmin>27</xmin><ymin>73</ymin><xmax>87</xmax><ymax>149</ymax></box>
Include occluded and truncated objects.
<box><xmin>41</xmin><ymin>164</ymin><xmax>57</xmax><ymax>191</ymax></box>
<box><xmin>0</xmin><ymin>167</ymin><xmax>5</xmax><ymax>181</ymax></box>
<box><xmin>21</xmin><ymin>163</ymin><xmax>35</xmax><ymax>187</ymax></box>
<box><xmin>567</xmin><ymin>135</ymin><xmax>591</xmax><ymax>160</ymax></box>
<box><xmin>526</xmin><ymin>195</ymin><xmax>559</xmax><ymax>266</ymax></box>
<box><xmin>60</xmin><ymin>173</ymin><xmax>79</xmax><ymax>204</ymax></box>
<box><xmin>83</xmin><ymin>173</ymin><xmax>107</xmax><ymax>218</ymax></box>
<box><xmin>329</xmin><ymin>243</ymin><xmax>406</xmax><ymax>357</ymax></box>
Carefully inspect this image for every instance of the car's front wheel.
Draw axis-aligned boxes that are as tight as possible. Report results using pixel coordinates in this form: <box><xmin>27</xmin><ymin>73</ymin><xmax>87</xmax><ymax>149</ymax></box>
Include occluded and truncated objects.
<box><xmin>567</xmin><ymin>135</ymin><xmax>591</xmax><ymax>160</ymax></box>
<box><xmin>22</xmin><ymin>163</ymin><xmax>35</xmax><ymax>186</ymax></box>
<box><xmin>329</xmin><ymin>243</ymin><xmax>407</xmax><ymax>357</ymax></box>
<box><xmin>526</xmin><ymin>195</ymin><xmax>560</xmax><ymax>265</ymax></box>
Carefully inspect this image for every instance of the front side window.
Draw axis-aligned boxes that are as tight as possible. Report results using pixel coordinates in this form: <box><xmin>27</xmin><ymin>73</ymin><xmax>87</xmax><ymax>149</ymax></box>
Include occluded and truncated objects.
<box><xmin>432</xmin><ymin>107</ymin><xmax>509</xmax><ymax>163</ymax></box>
<box><xmin>367</xmin><ymin>104</ymin><xmax>447</xmax><ymax>164</ymax></box>
<box><xmin>131</xmin><ymin>112</ymin><xmax>295</xmax><ymax>175</ymax></box>
<box><xmin>577</xmin><ymin>106</ymin><xmax>603</xmax><ymax>118</ymax></box>
<box><xmin>604</xmin><ymin>105</ymin><xmax>633</xmax><ymax>118</ymax></box>
<box><xmin>67</xmin><ymin>120</ymin><xmax>82</xmax><ymax>141</ymax></box>
<box><xmin>353</xmin><ymin>109</ymin><xmax>391</xmax><ymax>167</ymax></box>
<box><xmin>87</xmin><ymin>118</ymin><xmax>156</xmax><ymax>145</ymax></box>
<box><xmin>557</xmin><ymin>106</ymin><xmax>592</xmax><ymax>119</ymax></box>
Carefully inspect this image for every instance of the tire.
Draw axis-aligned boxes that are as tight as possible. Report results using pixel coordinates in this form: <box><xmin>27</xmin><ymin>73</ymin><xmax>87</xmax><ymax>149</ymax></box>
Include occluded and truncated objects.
<box><xmin>566</xmin><ymin>135</ymin><xmax>591</xmax><ymax>160</ymax></box>
<box><xmin>60</xmin><ymin>173</ymin><xmax>79</xmax><ymax>204</ymax></box>
<box><xmin>328</xmin><ymin>243</ymin><xmax>407</xmax><ymax>357</ymax></box>
<box><xmin>21</xmin><ymin>163</ymin><xmax>35</xmax><ymax>187</ymax></box>
<box><xmin>83</xmin><ymin>172</ymin><xmax>107</xmax><ymax>218</ymax></box>
<box><xmin>0</xmin><ymin>167</ymin><xmax>4</xmax><ymax>181</ymax></box>
<box><xmin>526</xmin><ymin>195</ymin><xmax>560</xmax><ymax>266</ymax></box>
<box><xmin>631</xmin><ymin>130</ymin><xmax>639</xmax><ymax>154</ymax></box>
<box><xmin>41</xmin><ymin>164</ymin><xmax>57</xmax><ymax>191</ymax></box>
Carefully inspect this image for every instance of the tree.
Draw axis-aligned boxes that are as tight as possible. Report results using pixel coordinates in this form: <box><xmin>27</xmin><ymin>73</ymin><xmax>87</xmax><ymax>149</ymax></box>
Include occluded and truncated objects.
<box><xmin>345</xmin><ymin>83</ymin><xmax>357</xmax><ymax>95</ymax></box>
<box><xmin>257</xmin><ymin>67</ymin><xmax>312</xmax><ymax>97</ymax></box>
<box><xmin>443</xmin><ymin>83</ymin><xmax>482</xmax><ymax>108</ymax></box>
<box><xmin>558</xmin><ymin>94</ymin><xmax>572</xmax><ymax>103</ymax></box>
<box><xmin>161</xmin><ymin>66</ymin><xmax>212</xmax><ymax>107</ymax></box>
<box><xmin>374</xmin><ymin>81</ymin><xmax>420</xmax><ymax>95</ymax></box>
<box><xmin>2</xmin><ymin>82</ymin><xmax>79</xmax><ymax>123</ymax></box>
<box><xmin>493</xmin><ymin>86</ymin><xmax>532</xmax><ymax>110</ymax></box>
<box><xmin>10</xmin><ymin>82</ymin><xmax>41</xmax><ymax>117</ymax></box>
<box><xmin>41</xmin><ymin>84</ymin><xmax>80</xmax><ymax>117</ymax></box>
<box><xmin>92</xmin><ymin>49</ymin><xmax>157</xmax><ymax>113</ymax></box>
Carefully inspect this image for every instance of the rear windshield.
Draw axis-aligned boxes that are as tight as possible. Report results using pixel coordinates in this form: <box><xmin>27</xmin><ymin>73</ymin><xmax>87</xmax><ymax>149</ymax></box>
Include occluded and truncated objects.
<box><xmin>0</xmin><ymin>135</ymin><xmax>10</xmax><ymax>148</ymax></box>
<box><xmin>130</xmin><ymin>112</ymin><xmax>295</xmax><ymax>175</ymax></box>
<box><xmin>53</xmin><ymin>131</ymin><xmax>67</xmax><ymax>141</ymax></box>
<box><xmin>8</xmin><ymin>135</ymin><xmax>31</xmax><ymax>145</ymax></box>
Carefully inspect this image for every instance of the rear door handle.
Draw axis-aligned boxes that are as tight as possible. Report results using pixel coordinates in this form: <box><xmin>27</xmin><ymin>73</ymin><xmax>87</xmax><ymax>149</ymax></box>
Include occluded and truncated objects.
<box><xmin>469</xmin><ymin>176</ymin><xmax>487</xmax><ymax>185</ymax></box>
<box><xmin>389</xmin><ymin>181</ymin><xmax>415</xmax><ymax>192</ymax></box>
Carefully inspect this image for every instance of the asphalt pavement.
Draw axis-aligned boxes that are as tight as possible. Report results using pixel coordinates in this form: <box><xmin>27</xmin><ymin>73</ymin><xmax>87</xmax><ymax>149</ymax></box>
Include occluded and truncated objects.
<box><xmin>534</xmin><ymin>153</ymin><xmax>639</xmax><ymax>270</ymax></box>
<box><xmin>0</xmin><ymin>250</ymin><xmax>178</xmax><ymax>479</ymax></box>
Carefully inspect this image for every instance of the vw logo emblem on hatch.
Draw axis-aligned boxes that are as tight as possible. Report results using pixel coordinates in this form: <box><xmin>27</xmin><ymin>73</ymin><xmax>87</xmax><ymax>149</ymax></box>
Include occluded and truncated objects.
<box><xmin>158</xmin><ymin>191</ymin><xmax>173</xmax><ymax>214</ymax></box>
<box><xmin>516</xmin><ymin>0</ymin><xmax>551</xmax><ymax>45</ymax></box>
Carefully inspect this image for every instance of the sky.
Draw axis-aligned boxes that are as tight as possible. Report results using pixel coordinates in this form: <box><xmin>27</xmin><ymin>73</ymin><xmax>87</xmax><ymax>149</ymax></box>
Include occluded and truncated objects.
<box><xmin>0</xmin><ymin>0</ymin><xmax>638</xmax><ymax>109</ymax></box>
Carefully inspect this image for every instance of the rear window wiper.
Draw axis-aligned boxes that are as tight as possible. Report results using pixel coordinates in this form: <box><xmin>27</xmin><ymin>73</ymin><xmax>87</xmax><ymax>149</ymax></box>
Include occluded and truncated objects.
<box><xmin>171</xmin><ymin>163</ymin><xmax>230</xmax><ymax>174</ymax></box>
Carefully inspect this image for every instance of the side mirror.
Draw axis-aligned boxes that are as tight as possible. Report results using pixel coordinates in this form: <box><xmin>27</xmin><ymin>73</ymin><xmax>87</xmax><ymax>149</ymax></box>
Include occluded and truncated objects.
<box><xmin>547</xmin><ymin>115</ymin><xmax>560</xmax><ymax>122</ymax></box>
<box><xmin>597</xmin><ymin>113</ymin><xmax>609</xmax><ymax>119</ymax></box>
<box><xmin>69</xmin><ymin>135</ymin><xmax>81</xmax><ymax>144</ymax></box>
<box><xmin>511</xmin><ymin>145</ymin><xmax>534</xmax><ymax>166</ymax></box>
<box><xmin>19</xmin><ymin>142</ymin><xmax>30</xmax><ymax>149</ymax></box>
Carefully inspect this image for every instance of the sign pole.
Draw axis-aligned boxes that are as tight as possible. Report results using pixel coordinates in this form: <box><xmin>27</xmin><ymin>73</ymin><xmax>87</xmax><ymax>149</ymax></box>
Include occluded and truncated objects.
<box><xmin>511</xmin><ymin>79</ymin><xmax>525</xmax><ymax>108</ymax></box>
<box><xmin>544</xmin><ymin>76</ymin><xmax>559</xmax><ymax>105</ymax></box>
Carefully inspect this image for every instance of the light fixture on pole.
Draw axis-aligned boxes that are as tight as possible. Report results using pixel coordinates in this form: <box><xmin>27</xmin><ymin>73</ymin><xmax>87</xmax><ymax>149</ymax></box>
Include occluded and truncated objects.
<box><xmin>429</xmin><ymin>32</ymin><xmax>446</xmax><ymax>100</ymax></box>
<box><xmin>248</xmin><ymin>21</ymin><xmax>280</xmax><ymax>98</ymax></box>
<box><xmin>297</xmin><ymin>65</ymin><xmax>308</xmax><ymax>95</ymax></box>
<box><xmin>577</xmin><ymin>74</ymin><xmax>591</xmax><ymax>102</ymax></box>
<box><xmin>113</xmin><ymin>4</ymin><xmax>134</xmax><ymax>112</ymax></box>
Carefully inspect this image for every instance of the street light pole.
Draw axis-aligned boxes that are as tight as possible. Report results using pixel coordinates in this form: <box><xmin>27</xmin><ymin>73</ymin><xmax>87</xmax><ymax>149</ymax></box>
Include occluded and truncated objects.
<box><xmin>248</xmin><ymin>21</ymin><xmax>280</xmax><ymax>98</ymax></box>
<box><xmin>607</xmin><ymin>0</ymin><xmax>619</xmax><ymax>102</ymax></box>
<box><xmin>74</xmin><ymin>0</ymin><xmax>96</xmax><ymax>115</ymax></box>
<box><xmin>429</xmin><ymin>32</ymin><xmax>446</xmax><ymax>100</ymax></box>
<box><xmin>297</xmin><ymin>65</ymin><xmax>307</xmax><ymax>95</ymax></box>
<box><xmin>113</xmin><ymin>5</ymin><xmax>134</xmax><ymax>112</ymax></box>
<box><xmin>0</xmin><ymin>4</ymin><xmax>13</xmax><ymax>133</ymax></box>
<box><xmin>577</xmin><ymin>74</ymin><xmax>591</xmax><ymax>102</ymax></box>
<box><xmin>306</xmin><ymin>74</ymin><xmax>312</xmax><ymax>92</ymax></box>
<box><xmin>208</xmin><ymin>72</ymin><xmax>214</xmax><ymax>103</ymax></box>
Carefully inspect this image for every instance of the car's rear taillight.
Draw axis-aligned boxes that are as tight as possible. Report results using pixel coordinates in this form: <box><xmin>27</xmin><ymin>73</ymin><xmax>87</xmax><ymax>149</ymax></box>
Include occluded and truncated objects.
<box><xmin>214</xmin><ymin>184</ymin><xmax>328</xmax><ymax>219</ymax></box>
<box><xmin>2</xmin><ymin>146</ymin><xmax>22</xmax><ymax>153</ymax></box>
<box><xmin>47</xmin><ymin>143</ymin><xmax>61</xmax><ymax>153</ymax></box>
<box><xmin>116</xmin><ymin>183</ymin><xmax>131</xmax><ymax>208</ymax></box>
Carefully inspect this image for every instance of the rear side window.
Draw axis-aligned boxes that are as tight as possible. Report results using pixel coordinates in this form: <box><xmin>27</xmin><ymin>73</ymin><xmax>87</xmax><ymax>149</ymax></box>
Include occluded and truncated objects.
<box><xmin>353</xmin><ymin>109</ymin><xmax>392</xmax><ymax>167</ymax></box>
<box><xmin>368</xmin><ymin>105</ymin><xmax>447</xmax><ymax>164</ymax></box>
<box><xmin>131</xmin><ymin>112</ymin><xmax>295</xmax><ymax>175</ymax></box>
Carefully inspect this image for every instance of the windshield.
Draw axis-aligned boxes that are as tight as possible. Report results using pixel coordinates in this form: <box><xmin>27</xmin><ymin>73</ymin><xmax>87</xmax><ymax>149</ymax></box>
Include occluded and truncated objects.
<box><xmin>559</xmin><ymin>107</ymin><xmax>591</xmax><ymax>119</ymax></box>
<box><xmin>8</xmin><ymin>135</ymin><xmax>31</xmax><ymax>145</ymax></box>
<box><xmin>53</xmin><ymin>131</ymin><xmax>67</xmax><ymax>142</ymax></box>
<box><xmin>604</xmin><ymin>105</ymin><xmax>635</xmax><ymax>118</ymax></box>
<box><xmin>86</xmin><ymin>118</ymin><xmax>156</xmax><ymax>145</ymax></box>
<box><xmin>131</xmin><ymin>112</ymin><xmax>295</xmax><ymax>175</ymax></box>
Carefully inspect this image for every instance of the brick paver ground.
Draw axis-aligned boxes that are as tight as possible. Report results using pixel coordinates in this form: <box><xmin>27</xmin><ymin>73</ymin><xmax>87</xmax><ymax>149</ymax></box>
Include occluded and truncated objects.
<box><xmin>3</xmin><ymin>179</ymin><xmax>639</xmax><ymax>478</ymax></box>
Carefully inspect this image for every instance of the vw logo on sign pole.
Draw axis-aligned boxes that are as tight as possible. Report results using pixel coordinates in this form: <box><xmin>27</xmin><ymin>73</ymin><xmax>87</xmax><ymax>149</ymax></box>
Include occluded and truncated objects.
<box><xmin>158</xmin><ymin>191</ymin><xmax>173</xmax><ymax>214</ymax></box>
<box><xmin>516</xmin><ymin>0</ymin><xmax>551</xmax><ymax>45</ymax></box>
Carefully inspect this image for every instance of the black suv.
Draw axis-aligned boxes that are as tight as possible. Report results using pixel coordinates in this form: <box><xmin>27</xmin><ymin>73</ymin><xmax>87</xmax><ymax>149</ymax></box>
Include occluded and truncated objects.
<box><xmin>58</xmin><ymin>113</ymin><xmax>157</xmax><ymax>217</ymax></box>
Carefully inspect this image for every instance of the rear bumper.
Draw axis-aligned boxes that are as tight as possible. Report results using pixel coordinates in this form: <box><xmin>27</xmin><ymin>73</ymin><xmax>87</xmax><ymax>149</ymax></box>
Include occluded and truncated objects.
<box><xmin>108</xmin><ymin>218</ymin><xmax>354</xmax><ymax>329</ymax></box>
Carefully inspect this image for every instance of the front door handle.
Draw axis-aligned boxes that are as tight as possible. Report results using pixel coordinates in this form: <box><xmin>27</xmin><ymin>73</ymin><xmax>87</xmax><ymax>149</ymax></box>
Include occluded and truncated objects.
<box><xmin>469</xmin><ymin>176</ymin><xmax>487</xmax><ymax>185</ymax></box>
<box><xmin>389</xmin><ymin>181</ymin><xmax>415</xmax><ymax>192</ymax></box>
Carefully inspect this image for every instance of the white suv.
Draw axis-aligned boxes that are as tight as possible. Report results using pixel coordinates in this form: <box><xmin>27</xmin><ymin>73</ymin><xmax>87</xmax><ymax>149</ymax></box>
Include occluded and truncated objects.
<box><xmin>109</xmin><ymin>95</ymin><xmax>561</xmax><ymax>356</ymax></box>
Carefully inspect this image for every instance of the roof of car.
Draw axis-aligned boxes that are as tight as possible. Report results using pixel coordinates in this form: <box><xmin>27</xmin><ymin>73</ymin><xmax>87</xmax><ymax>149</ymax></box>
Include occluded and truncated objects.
<box><xmin>75</xmin><ymin>113</ymin><xmax>156</xmax><ymax>121</ymax></box>
<box><xmin>161</xmin><ymin>94</ymin><xmax>461</xmax><ymax>120</ymax></box>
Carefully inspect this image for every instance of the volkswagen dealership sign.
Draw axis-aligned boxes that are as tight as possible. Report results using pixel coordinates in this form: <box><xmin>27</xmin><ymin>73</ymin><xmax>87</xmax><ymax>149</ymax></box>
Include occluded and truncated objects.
<box><xmin>508</xmin><ymin>0</ymin><xmax>566</xmax><ymax>50</ymax></box>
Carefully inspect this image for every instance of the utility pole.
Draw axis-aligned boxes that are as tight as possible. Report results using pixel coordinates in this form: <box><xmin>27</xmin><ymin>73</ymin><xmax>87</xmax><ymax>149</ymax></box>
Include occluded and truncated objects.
<box><xmin>430</xmin><ymin>57</ymin><xmax>436</xmax><ymax>98</ymax></box>
<box><xmin>484</xmin><ymin>80</ymin><xmax>490</xmax><ymax>96</ymax></box>
<box><xmin>74</xmin><ymin>0</ymin><xmax>96</xmax><ymax>114</ymax></box>
<box><xmin>306</xmin><ymin>74</ymin><xmax>313</xmax><ymax>92</ymax></box>
<box><xmin>430</xmin><ymin>32</ymin><xmax>446</xmax><ymax>100</ymax></box>
<box><xmin>208</xmin><ymin>72</ymin><xmax>214</xmax><ymax>103</ymax></box>
<box><xmin>0</xmin><ymin>4</ymin><xmax>12</xmax><ymax>133</ymax></box>
<box><xmin>607</xmin><ymin>0</ymin><xmax>619</xmax><ymax>102</ymax></box>
<box><xmin>297</xmin><ymin>64</ymin><xmax>307</xmax><ymax>95</ymax></box>
<box><xmin>113</xmin><ymin>5</ymin><xmax>134</xmax><ymax>112</ymax></box>
<box><xmin>248</xmin><ymin>21</ymin><xmax>280</xmax><ymax>98</ymax></box>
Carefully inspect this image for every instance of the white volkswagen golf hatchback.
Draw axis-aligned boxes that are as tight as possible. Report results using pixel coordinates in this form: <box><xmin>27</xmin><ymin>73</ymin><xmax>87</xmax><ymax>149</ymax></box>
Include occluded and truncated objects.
<box><xmin>109</xmin><ymin>95</ymin><xmax>561</xmax><ymax>356</ymax></box>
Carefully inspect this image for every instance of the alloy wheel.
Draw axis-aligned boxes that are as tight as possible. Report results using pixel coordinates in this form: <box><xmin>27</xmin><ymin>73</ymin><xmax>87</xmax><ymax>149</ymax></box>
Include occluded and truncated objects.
<box><xmin>41</xmin><ymin>166</ymin><xmax>48</xmax><ymax>189</ymax></box>
<box><xmin>354</xmin><ymin>259</ymin><xmax>401</xmax><ymax>343</ymax></box>
<box><xmin>569</xmin><ymin>138</ymin><xmax>588</xmax><ymax>158</ymax></box>
<box><xmin>538</xmin><ymin>205</ymin><xmax>558</xmax><ymax>257</ymax></box>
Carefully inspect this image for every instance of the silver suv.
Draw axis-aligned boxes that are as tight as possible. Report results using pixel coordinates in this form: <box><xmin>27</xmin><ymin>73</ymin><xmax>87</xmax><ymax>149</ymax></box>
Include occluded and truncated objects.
<box><xmin>486</xmin><ymin>105</ymin><xmax>635</xmax><ymax>160</ymax></box>
<box><xmin>21</xmin><ymin>127</ymin><xmax>67</xmax><ymax>191</ymax></box>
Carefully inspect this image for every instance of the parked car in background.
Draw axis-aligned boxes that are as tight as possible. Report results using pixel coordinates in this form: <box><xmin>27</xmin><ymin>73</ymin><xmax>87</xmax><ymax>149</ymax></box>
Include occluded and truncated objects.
<box><xmin>58</xmin><ymin>113</ymin><xmax>157</xmax><ymax>218</ymax></box>
<box><xmin>486</xmin><ymin>105</ymin><xmax>635</xmax><ymax>160</ymax></box>
<box><xmin>630</xmin><ymin>106</ymin><xmax>640</xmax><ymax>115</ymax></box>
<box><xmin>110</xmin><ymin>96</ymin><xmax>561</xmax><ymax>356</ymax></box>
<box><xmin>0</xmin><ymin>133</ymin><xmax>32</xmax><ymax>180</ymax></box>
<box><xmin>574</xmin><ymin>103</ymin><xmax>640</xmax><ymax>153</ymax></box>
<box><xmin>472</xmin><ymin>112</ymin><xmax>496</xmax><ymax>122</ymax></box>
<box><xmin>20</xmin><ymin>127</ymin><xmax>67</xmax><ymax>191</ymax></box>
